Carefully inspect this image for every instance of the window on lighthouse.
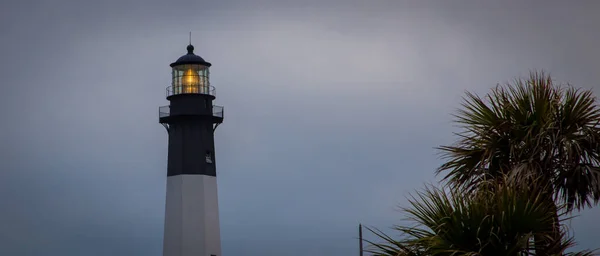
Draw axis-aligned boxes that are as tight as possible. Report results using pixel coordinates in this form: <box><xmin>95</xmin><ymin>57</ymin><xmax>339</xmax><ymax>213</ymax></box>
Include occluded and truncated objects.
<box><xmin>205</xmin><ymin>151</ymin><xmax>213</xmax><ymax>164</ymax></box>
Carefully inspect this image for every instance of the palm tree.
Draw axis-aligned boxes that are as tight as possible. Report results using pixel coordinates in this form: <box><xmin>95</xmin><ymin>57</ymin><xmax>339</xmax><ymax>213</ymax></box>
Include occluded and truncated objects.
<box><xmin>437</xmin><ymin>71</ymin><xmax>600</xmax><ymax>255</ymax></box>
<box><xmin>364</xmin><ymin>177</ymin><xmax>595</xmax><ymax>256</ymax></box>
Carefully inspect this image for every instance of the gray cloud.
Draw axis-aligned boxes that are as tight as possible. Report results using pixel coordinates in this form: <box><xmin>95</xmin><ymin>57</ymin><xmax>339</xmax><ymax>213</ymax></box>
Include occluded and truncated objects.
<box><xmin>1</xmin><ymin>0</ymin><xmax>599</xmax><ymax>255</ymax></box>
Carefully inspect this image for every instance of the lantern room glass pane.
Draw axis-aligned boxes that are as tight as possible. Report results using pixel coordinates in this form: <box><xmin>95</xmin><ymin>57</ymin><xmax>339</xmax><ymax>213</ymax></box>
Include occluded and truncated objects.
<box><xmin>171</xmin><ymin>64</ymin><xmax>210</xmax><ymax>95</ymax></box>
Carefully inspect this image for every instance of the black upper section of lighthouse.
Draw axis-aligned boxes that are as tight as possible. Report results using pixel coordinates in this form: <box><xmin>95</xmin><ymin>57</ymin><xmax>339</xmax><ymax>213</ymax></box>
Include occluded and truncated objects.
<box><xmin>159</xmin><ymin>44</ymin><xmax>223</xmax><ymax>177</ymax></box>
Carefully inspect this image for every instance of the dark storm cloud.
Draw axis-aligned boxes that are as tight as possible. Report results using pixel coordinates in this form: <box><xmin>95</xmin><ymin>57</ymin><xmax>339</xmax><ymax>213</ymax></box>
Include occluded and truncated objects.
<box><xmin>1</xmin><ymin>0</ymin><xmax>599</xmax><ymax>255</ymax></box>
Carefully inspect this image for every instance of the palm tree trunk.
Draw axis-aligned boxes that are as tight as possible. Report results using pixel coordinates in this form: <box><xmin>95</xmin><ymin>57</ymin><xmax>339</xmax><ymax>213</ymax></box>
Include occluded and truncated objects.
<box><xmin>534</xmin><ymin>192</ymin><xmax>561</xmax><ymax>256</ymax></box>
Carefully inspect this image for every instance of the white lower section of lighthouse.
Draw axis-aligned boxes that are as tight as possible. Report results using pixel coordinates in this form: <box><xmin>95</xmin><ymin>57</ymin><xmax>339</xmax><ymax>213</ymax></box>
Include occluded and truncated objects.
<box><xmin>163</xmin><ymin>175</ymin><xmax>222</xmax><ymax>256</ymax></box>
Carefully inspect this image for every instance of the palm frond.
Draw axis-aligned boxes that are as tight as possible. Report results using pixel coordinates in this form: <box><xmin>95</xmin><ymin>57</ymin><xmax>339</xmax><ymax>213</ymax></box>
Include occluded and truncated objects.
<box><xmin>437</xmin><ymin>71</ymin><xmax>600</xmax><ymax>212</ymax></box>
<box><xmin>365</xmin><ymin>176</ymin><xmax>598</xmax><ymax>255</ymax></box>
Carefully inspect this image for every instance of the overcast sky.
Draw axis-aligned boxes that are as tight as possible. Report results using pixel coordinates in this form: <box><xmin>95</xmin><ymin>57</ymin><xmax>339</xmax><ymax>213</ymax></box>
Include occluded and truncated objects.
<box><xmin>1</xmin><ymin>0</ymin><xmax>600</xmax><ymax>255</ymax></box>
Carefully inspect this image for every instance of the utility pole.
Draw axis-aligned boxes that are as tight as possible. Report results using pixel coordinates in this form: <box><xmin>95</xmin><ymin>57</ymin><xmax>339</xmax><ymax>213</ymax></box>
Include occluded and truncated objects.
<box><xmin>359</xmin><ymin>223</ymin><xmax>364</xmax><ymax>256</ymax></box>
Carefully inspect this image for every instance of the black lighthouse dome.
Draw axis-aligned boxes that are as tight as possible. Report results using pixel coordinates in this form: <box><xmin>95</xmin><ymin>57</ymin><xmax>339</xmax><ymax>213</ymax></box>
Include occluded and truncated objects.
<box><xmin>170</xmin><ymin>44</ymin><xmax>212</xmax><ymax>67</ymax></box>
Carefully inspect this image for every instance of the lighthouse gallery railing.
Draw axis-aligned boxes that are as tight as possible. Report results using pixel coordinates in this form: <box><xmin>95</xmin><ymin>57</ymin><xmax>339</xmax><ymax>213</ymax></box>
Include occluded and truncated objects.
<box><xmin>166</xmin><ymin>85</ymin><xmax>216</xmax><ymax>97</ymax></box>
<box><xmin>159</xmin><ymin>105</ymin><xmax>224</xmax><ymax>119</ymax></box>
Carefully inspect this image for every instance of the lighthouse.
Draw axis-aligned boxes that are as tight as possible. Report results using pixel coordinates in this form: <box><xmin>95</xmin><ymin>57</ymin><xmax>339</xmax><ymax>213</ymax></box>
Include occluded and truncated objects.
<box><xmin>159</xmin><ymin>44</ymin><xmax>224</xmax><ymax>256</ymax></box>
